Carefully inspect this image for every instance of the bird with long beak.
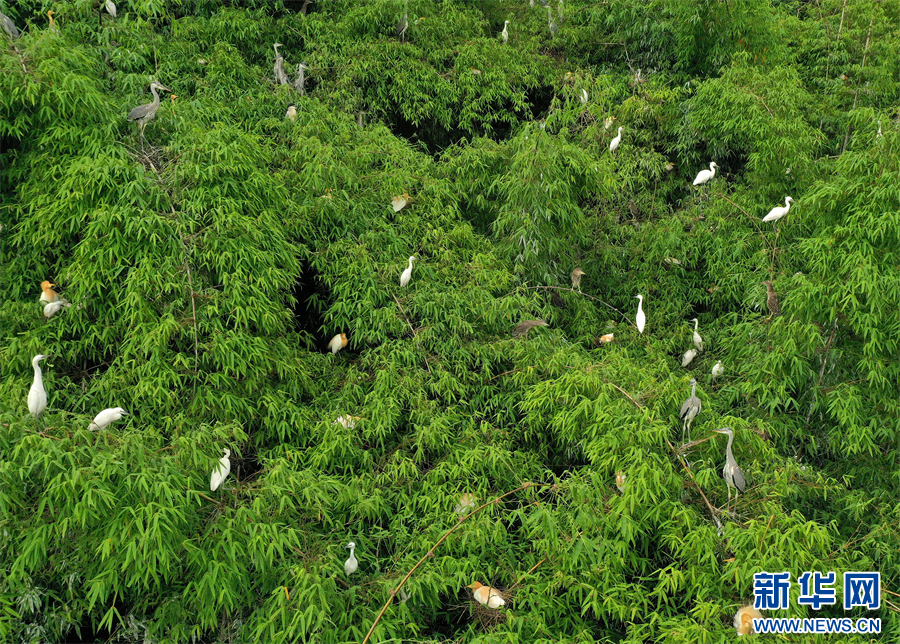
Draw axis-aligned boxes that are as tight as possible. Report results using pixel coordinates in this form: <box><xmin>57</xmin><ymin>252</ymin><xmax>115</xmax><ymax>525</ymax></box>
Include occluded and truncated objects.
<box><xmin>570</xmin><ymin>267</ymin><xmax>585</xmax><ymax>290</ymax></box>
<box><xmin>344</xmin><ymin>542</ymin><xmax>358</xmax><ymax>575</ymax></box>
<box><xmin>40</xmin><ymin>281</ymin><xmax>60</xmax><ymax>304</ymax></box>
<box><xmin>210</xmin><ymin>448</ymin><xmax>231</xmax><ymax>492</ymax></box>
<box><xmin>467</xmin><ymin>582</ymin><xmax>505</xmax><ymax>608</ymax></box>
<box><xmin>734</xmin><ymin>605</ymin><xmax>763</xmax><ymax>635</ymax></box>
<box><xmin>88</xmin><ymin>407</ymin><xmax>129</xmax><ymax>431</ymax></box>
<box><xmin>400</xmin><ymin>256</ymin><xmax>416</xmax><ymax>288</ymax></box>
<box><xmin>28</xmin><ymin>355</ymin><xmax>51</xmax><ymax>424</ymax></box>
<box><xmin>328</xmin><ymin>333</ymin><xmax>348</xmax><ymax>355</ymax></box>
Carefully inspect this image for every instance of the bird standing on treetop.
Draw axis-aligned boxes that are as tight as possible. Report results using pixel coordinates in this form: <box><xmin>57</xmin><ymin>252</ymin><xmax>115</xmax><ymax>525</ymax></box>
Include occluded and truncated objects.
<box><xmin>127</xmin><ymin>81</ymin><xmax>172</xmax><ymax>141</ymax></box>
<box><xmin>681</xmin><ymin>348</ymin><xmax>698</xmax><ymax>368</ymax></box>
<box><xmin>634</xmin><ymin>294</ymin><xmax>646</xmax><ymax>334</ymax></box>
<box><xmin>570</xmin><ymin>267</ymin><xmax>585</xmax><ymax>290</ymax></box>
<box><xmin>104</xmin><ymin>0</ymin><xmax>117</xmax><ymax>18</ymax></box>
<box><xmin>690</xmin><ymin>318</ymin><xmax>703</xmax><ymax>352</ymax></box>
<box><xmin>286</xmin><ymin>104</ymin><xmax>297</xmax><ymax>121</ymax></box>
<box><xmin>273</xmin><ymin>43</ymin><xmax>289</xmax><ymax>85</ymax></box>
<box><xmin>400</xmin><ymin>256</ymin><xmax>416</xmax><ymax>288</ymax></box>
<box><xmin>762</xmin><ymin>196</ymin><xmax>794</xmax><ymax>225</ymax></box>
<box><xmin>512</xmin><ymin>319</ymin><xmax>548</xmax><ymax>338</ymax></box>
<box><xmin>692</xmin><ymin>161</ymin><xmax>718</xmax><ymax>186</ymax></box>
<box><xmin>468</xmin><ymin>582</ymin><xmax>505</xmax><ymax>608</ymax></box>
<box><xmin>0</xmin><ymin>11</ymin><xmax>19</xmax><ymax>39</ymax></box>
<box><xmin>713</xmin><ymin>427</ymin><xmax>746</xmax><ymax>513</ymax></box>
<box><xmin>734</xmin><ymin>605</ymin><xmax>763</xmax><ymax>636</ymax></box>
<box><xmin>328</xmin><ymin>333</ymin><xmax>348</xmax><ymax>355</ymax></box>
<box><xmin>88</xmin><ymin>407</ymin><xmax>129</xmax><ymax>431</ymax></box>
<box><xmin>609</xmin><ymin>126</ymin><xmax>623</xmax><ymax>154</ymax></box>
<box><xmin>500</xmin><ymin>20</ymin><xmax>509</xmax><ymax>43</ymax></box>
<box><xmin>711</xmin><ymin>360</ymin><xmax>724</xmax><ymax>380</ymax></box>
<box><xmin>762</xmin><ymin>280</ymin><xmax>781</xmax><ymax>319</ymax></box>
<box><xmin>210</xmin><ymin>448</ymin><xmax>231</xmax><ymax>492</ymax></box>
<box><xmin>40</xmin><ymin>281</ymin><xmax>60</xmax><ymax>304</ymax></box>
<box><xmin>344</xmin><ymin>542</ymin><xmax>358</xmax><ymax>575</ymax></box>
<box><xmin>28</xmin><ymin>355</ymin><xmax>51</xmax><ymax>423</ymax></box>
<box><xmin>679</xmin><ymin>378</ymin><xmax>701</xmax><ymax>443</ymax></box>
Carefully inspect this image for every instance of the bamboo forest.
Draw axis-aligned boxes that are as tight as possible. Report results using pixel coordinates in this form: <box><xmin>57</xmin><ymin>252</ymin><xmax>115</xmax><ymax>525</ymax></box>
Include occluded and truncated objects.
<box><xmin>1</xmin><ymin>0</ymin><xmax>899</xmax><ymax>642</ymax></box>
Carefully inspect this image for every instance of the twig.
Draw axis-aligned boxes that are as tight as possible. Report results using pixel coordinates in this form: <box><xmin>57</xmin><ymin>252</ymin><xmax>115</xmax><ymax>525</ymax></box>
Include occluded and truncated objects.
<box><xmin>507</xmin><ymin>557</ymin><xmax>548</xmax><ymax>592</ymax></box>
<box><xmin>393</xmin><ymin>294</ymin><xmax>433</xmax><ymax>375</ymax></box>
<box><xmin>806</xmin><ymin>319</ymin><xmax>838</xmax><ymax>424</ymax></box>
<box><xmin>518</xmin><ymin>285</ymin><xmax>630</xmax><ymax>326</ymax></box>
<box><xmin>769</xmin><ymin>226</ymin><xmax>780</xmax><ymax>277</ymax></box>
<box><xmin>599</xmin><ymin>377</ymin><xmax>644</xmax><ymax>410</ymax></box>
<box><xmin>668</xmin><ymin>438</ymin><xmax>720</xmax><ymax>523</ymax></box>
<box><xmin>170</xmin><ymin>205</ymin><xmax>200</xmax><ymax>377</ymax></box>
<box><xmin>841</xmin><ymin>16</ymin><xmax>873</xmax><ymax>154</ymax></box>
<box><xmin>360</xmin><ymin>483</ymin><xmax>544</xmax><ymax>644</ymax></box>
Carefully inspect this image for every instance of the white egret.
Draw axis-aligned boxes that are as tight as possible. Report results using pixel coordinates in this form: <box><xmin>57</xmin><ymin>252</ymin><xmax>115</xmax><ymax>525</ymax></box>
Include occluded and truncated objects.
<box><xmin>604</xmin><ymin>116</ymin><xmax>615</xmax><ymax>130</ymax></box>
<box><xmin>570</xmin><ymin>267</ymin><xmax>585</xmax><ymax>290</ymax></box>
<box><xmin>344</xmin><ymin>542</ymin><xmax>358</xmax><ymax>575</ymax></box>
<box><xmin>467</xmin><ymin>582</ymin><xmax>505</xmax><ymax>608</ymax></box>
<box><xmin>454</xmin><ymin>493</ymin><xmax>477</xmax><ymax>514</ymax></box>
<box><xmin>328</xmin><ymin>333</ymin><xmax>348</xmax><ymax>355</ymax></box>
<box><xmin>761</xmin><ymin>196</ymin><xmax>794</xmax><ymax>224</ymax></box>
<box><xmin>615</xmin><ymin>471</ymin><xmax>625</xmax><ymax>493</ymax></box>
<box><xmin>286</xmin><ymin>104</ymin><xmax>297</xmax><ymax>121</ymax></box>
<box><xmin>210</xmin><ymin>448</ymin><xmax>231</xmax><ymax>492</ymax></box>
<box><xmin>609</xmin><ymin>126</ymin><xmax>623</xmax><ymax>154</ymax></box>
<box><xmin>681</xmin><ymin>348</ymin><xmax>698</xmax><ymax>367</ymax></box>
<box><xmin>634</xmin><ymin>294</ymin><xmax>645</xmax><ymax>334</ymax></box>
<box><xmin>391</xmin><ymin>194</ymin><xmax>409</xmax><ymax>212</ymax></box>
<box><xmin>104</xmin><ymin>0</ymin><xmax>117</xmax><ymax>18</ymax></box>
<box><xmin>690</xmin><ymin>318</ymin><xmax>703</xmax><ymax>352</ymax></box>
<box><xmin>692</xmin><ymin>161</ymin><xmax>718</xmax><ymax>186</ymax></box>
<box><xmin>581</xmin><ymin>88</ymin><xmax>588</xmax><ymax>105</ymax></box>
<box><xmin>734</xmin><ymin>605</ymin><xmax>763</xmax><ymax>636</ymax></box>
<box><xmin>88</xmin><ymin>407</ymin><xmax>129</xmax><ymax>431</ymax></box>
<box><xmin>500</xmin><ymin>20</ymin><xmax>509</xmax><ymax>43</ymax></box>
<box><xmin>599</xmin><ymin>333</ymin><xmax>614</xmax><ymax>344</ymax></box>
<box><xmin>400</xmin><ymin>256</ymin><xmax>416</xmax><ymax>288</ymax></box>
<box><xmin>28</xmin><ymin>355</ymin><xmax>51</xmax><ymax>422</ymax></box>
<box><xmin>333</xmin><ymin>414</ymin><xmax>360</xmax><ymax>429</ymax></box>
<box><xmin>711</xmin><ymin>360</ymin><xmax>724</xmax><ymax>380</ymax></box>
<box><xmin>43</xmin><ymin>300</ymin><xmax>70</xmax><ymax>319</ymax></box>
<box><xmin>40</xmin><ymin>280</ymin><xmax>60</xmax><ymax>304</ymax></box>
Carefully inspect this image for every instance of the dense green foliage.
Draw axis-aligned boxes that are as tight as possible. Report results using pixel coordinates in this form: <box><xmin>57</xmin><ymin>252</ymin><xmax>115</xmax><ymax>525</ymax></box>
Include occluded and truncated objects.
<box><xmin>1</xmin><ymin>0</ymin><xmax>898</xmax><ymax>642</ymax></box>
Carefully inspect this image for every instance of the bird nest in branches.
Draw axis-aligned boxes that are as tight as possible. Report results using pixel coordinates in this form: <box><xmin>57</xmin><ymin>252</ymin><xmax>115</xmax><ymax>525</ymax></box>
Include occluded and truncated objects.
<box><xmin>126</xmin><ymin>142</ymin><xmax>168</xmax><ymax>174</ymax></box>
<box><xmin>469</xmin><ymin>589</ymin><xmax>513</xmax><ymax>630</ymax></box>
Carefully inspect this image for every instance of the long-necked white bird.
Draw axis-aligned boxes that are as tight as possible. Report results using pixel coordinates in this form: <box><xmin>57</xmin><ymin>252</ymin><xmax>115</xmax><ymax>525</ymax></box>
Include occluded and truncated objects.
<box><xmin>609</xmin><ymin>126</ymin><xmax>623</xmax><ymax>154</ymax></box>
<box><xmin>581</xmin><ymin>88</ymin><xmax>588</xmax><ymax>105</ymax></box>
<box><xmin>88</xmin><ymin>407</ymin><xmax>129</xmax><ymax>431</ymax></box>
<box><xmin>468</xmin><ymin>581</ymin><xmax>505</xmax><ymax>608</ymax></box>
<box><xmin>210</xmin><ymin>448</ymin><xmax>231</xmax><ymax>492</ymax></box>
<box><xmin>39</xmin><ymin>281</ymin><xmax>60</xmax><ymax>304</ymax></box>
<box><xmin>400</xmin><ymin>256</ymin><xmax>416</xmax><ymax>288</ymax></box>
<box><xmin>711</xmin><ymin>360</ymin><xmax>724</xmax><ymax>380</ymax></box>
<box><xmin>28</xmin><ymin>354</ymin><xmax>51</xmax><ymax>422</ymax></box>
<box><xmin>104</xmin><ymin>0</ymin><xmax>117</xmax><ymax>18</ymax></box>
<box><xmin>634</xmin><ymin>294</ymin><xmax>646</xmax><ymax>334</ymax></box>
<box><xmin>762</xmin><ymin>196</ymin><xmax>794</xmax><ymax>224</ymax></box>
<box><xmin>344</xmin><ymin>542</ymin><xmax>358</xmax><ymax>575</ymax></box>
<box><xmin>681</xmin><ymin>348</ymin><xmax>698</xmax><ymax>367</ymax></box>
<box><xmin>692</xmin><ymin>161</ymin><xmax>718</xmax><ymax>186</ymax></box>
<box><xmin>690</xmin><ymin>318</ymin><xmax>703</xmax><ymax>352</ymax></box>
<box><xmin>500</xmin><ymin>20</ymin><xmax>509</xmax><ymax>43</ymax></box>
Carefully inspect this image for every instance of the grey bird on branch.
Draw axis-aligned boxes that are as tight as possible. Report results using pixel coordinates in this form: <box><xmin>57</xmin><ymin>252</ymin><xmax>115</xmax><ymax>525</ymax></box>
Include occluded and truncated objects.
<box><xmin>512</xmin><ymin>320</ymin><xmax>548</xmax><ymax>338</ymax></box>
<box><xmin>1</xmin><ymin>11</ymin><xmax>20</xmax><ymax>39</ymax></box>
<box><xmin>678</xmin><ymin>378</ymin><xmax>701</xmax><ymax>444</ymax></box>
<box><xmin>713</xmin><ymin>427</ymin><xmax>746</xmax><ymax>514</ymax></box>
<box><xmin>127</xmin><ymin>81</ymin><xmax>171</xmax><ymax>142</ymax></box>
<box><xmin>762</xmin><ymin>280</ymin><xmax>781</xmax><ymax>319</ymax></box>
<box><xmin>570</xmin><ymin>268</ymin><xmax>585</xmax><ymax>290</ymax></box>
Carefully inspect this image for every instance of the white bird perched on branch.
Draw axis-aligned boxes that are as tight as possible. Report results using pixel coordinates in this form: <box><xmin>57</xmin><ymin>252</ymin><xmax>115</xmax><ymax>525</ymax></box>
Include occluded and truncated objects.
<box><xmin>681</xmin><ymin>348</ymin><xmax>698</xmax><ymax>368</ymax></box>
<box><xmin>634</xmin><ymin>294</ymin><xmax>645</xmax><ymax>333</ymax></box>
<box><xmin>609</xmin><ymin>126</ymin><xmax>623</xmax><ymax>154</ymax></box>
<box><xmin>28</xmin><ymin>355</ymin><xmax>51</xmax><ymax>422</ymax></box>
<box><xmin>43</xmin><ymin>299</ymin><xmax>71</xmax><ymax>319</ymax></box>
<box><xmin>500</xmin><ymin>20</ymin><xmax>509</xmax><ymax>43</ymax></box>
<box><xmin>400</xmin><ymin>256</ymin><xmax>416</xmax><ymax>288</ymax></box>
<box><xmin>344</xmin><ymin>542</ymin><xmax>358</xmax><ymax>575</ymax></box>
<box><xmin>328</xmin><ymin>333</ymin><xmax>348</xmax><ymax>355</ymax></box>
<box><xmin>210</xmin><ymin>448</ymin><xmax>231</xmax><ymax>492</ymax></box>
<box><xmin>762</xmin><ymin>196</ymin><xmax>794</xmax><ymax>224</ymax></box>
<box><xmin>88</xmin><ymin>407</ymin><xmax>129</xmax><ymax>431</ymax></box>
<box><xmin>690</xmin><ymin>318</ymin><xmax>703</xmax><ymax>352</ymax></box>
<box><xmin>692</xmin><ymin>161</ymin><xmax>718</xmax><ymax>186</ymax></box>
<box><xmin>468</xmin><ymin>581</ymin><xmax>505</xmax><ymax>608</ymax></box>
<box><xmin>104</xmin><ymin>0</ymin><xmax>117</xmax><ymax>18</ymax></box>
<box><xmin>711</xmin><ymin>360</ymin><xmax>724</xmax><ymax>380</ymax></box>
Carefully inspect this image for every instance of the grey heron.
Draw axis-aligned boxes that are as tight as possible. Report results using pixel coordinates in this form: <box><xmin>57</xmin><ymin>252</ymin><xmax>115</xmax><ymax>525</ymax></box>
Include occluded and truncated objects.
<box><xmin>0</xmin><ymin>11</ymin><xmax>19</xmax><ymax>39</ymax></box>
<box><xmin>690</xmin><ymin>318</ymin><xmax>703</xmax><ymax>352</ymax></box>
<box><xmin>713</xmin><ymin>427</ymin><xmax>746</xmax><ymax>513</ymax></box>
<box><xmin>570</xmin><ymin>267</ymin><xmax>584</xmax><ymax>290</ymax></box>
<box><xmin>127</xmin><ymin>81</ymin><xmax>171</xmax><ymax>141</ymax></box>
<box><xmin>678</xmin><ymin>378</ymin><xmax>701</xmax><ymax>443</ymax></box>
<box><xmin>396</xmin><ymin>3</ymin><xmax>408</xmax><ymax>42</ymax></box>
<box><xmin>293</xmin><ymin>61</ymin><xmax>309</xmax><ymax>95</ymax></box>
<box><xmin>547</xmin><ymin>7</ymin><xmax>558</xmax><ymax>35</ymax></box>
<box><xmin>104</xmin><ymin>0</ymin><xmax>117</xmax><ymax>18</ymax></box>
<box><xmin>634</xmin><ymin>294</ymin><xmax>645</xmax><ymax>333</ymax></box>
<box><xmin>273</xmin><ymin>43</ymin><xmax>289</xmax><ymax>85</ymax></box>
<box><xmin>512</xmin><ymin>320</ymin><xmax>548</xmax><ymax>338</ymax></box>
<box><xmin>762</xmin><ymin>280</ymin><xmax>781</xmax><ymax>319</ymax></box>
<box><xmin>28</xmin><ymin>355</ymin><xmax>51</xmax><ymax>426</ymax></box>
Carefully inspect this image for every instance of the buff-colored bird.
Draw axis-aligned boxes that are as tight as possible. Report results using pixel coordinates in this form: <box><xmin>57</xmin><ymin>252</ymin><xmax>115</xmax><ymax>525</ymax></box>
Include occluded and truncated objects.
<box><xmin>570</xmin><ymin>267</ymin><xmax>585</xmax><ymax>290</ymax></box>
<box><xmin>454</xmin><ymin>493</ymin><xmax>477</xmax><ymax>514</ymax></box>
<box><xmin>467</xmin><ymin>581</ymin><xmax>505</xmax><ymax>609</ymax></box>
<box><xmin>599</xmin><ymin>333</ymin><xmax>614</xmax><ymax>344</ymax></box>
<box><xmin>734</xmin><ymin>605</ymin><xmax>763</xmax><ymax>636</ymax></box>
<box><xmin>328</xmin><ymin>333</ymin><xmax>348</xmax><ymax>355</ymax></box>
<box><xmin>391</xmin><ymin>194</ymin><xmax>409</xmax><ymax>212</ymax></box>
<box><xmin>615</xmin><ymin>471</ymin><xmax>625</xmax><ymax>493</ymax></box>
<box><xmin>40</xmin><ymin>281</ymin><xmax>60</xmax><ymax>304</ymax></box>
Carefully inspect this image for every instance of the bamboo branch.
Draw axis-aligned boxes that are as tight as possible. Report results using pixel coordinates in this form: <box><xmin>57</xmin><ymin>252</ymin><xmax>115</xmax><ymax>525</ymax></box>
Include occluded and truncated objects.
<box><xmin>518</xmin><ymin>285</ymin><xmax>630</xmax><ymax>326</ymax></box>
<box><xmin>360</xmin><ymin>483</ymin><xmax>544</xmax><ymax>644</ymax></box>
<box><xmin>806</xmin><ymin>319</ymin><xmax>838</xmax><ymax>424</ymax></box>
<box><xmin>393</xmin><ymin>294</ymin><xmax>433</xmax><ymax>374</ymax></box>
<box><xmin>841</xmin><ymin>16</ymin><xmax>873</xmax><ymax>154</ymax></box>
<box><xmin>170</xmin><ymin>205</ymin><xmax>200</xmax><ymax>377</ymax></box>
